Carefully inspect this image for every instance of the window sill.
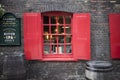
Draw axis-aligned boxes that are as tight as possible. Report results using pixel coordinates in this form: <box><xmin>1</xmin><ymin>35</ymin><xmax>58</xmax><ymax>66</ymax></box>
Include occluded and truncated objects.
<box><xmin>41</xmin><ymin>57</ymin><xmax>77</xmax><ymax>61</ymax></box>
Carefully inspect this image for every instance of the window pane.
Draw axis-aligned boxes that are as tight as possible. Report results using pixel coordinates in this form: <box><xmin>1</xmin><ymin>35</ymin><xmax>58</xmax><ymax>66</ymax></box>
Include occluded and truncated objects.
<box><xmin>51</xmin><ymin>26</ymin><xmax>57</xmax><ymax>34</ymax></box>
<box><xmin>66</xmin><ymin>45</ymin><xmax>71</xmax><ymax>53</ymax></box>
<box><xmin>51</xmin><ymin>16</ymin><xmax>56</xmax><ymax>24</ymax></box>
<box><xmin>44</xmin><ymin>36</ymin><xmax>50</xmax><ymax>43</ymax></box>
<box><xmin>51</xmin><ymin>35</ymin><xmax>56</xmax><ymax>44</ymax></box>
<box><xmin>58</xmin><ymin>36</ymin><xmax>64</xmax><ymax>43</ymax></box>
<box><xmin>58</xmin><ymin>26</ymin><xmax>64</xmax><ymax>34</ymax></box>
<box><xmin>58</xmin><ymin>16</ymin><xmax>63</xmax><ymax>24</ymax></box>
<box><xmin>44</xmin><ymin>26</ymin><xmax>49</xmax><ymax>34</ymax></box>
<box><xmin>59</xmin><ymin>46</ymin><xmax>64</xmax><ymax>54</ymax></box>
<box><xmin>65</xmin><ymin>16</ymin><xmax>71</xmax><ymax>24</ymax></box>
<box><xmin>44</xmin><ymin>45</ymin><xmax>50</xmax><ymax>54</ymax></box>
<box><xmin>51</xmin><ymin>45</ymin><xmax>64</xmax><ymax>54</ymax></box>
<box><xmin>66</xmin><ymin>26</ymin><xmax>71</xmax><ymax>34</ymax></box>
<box><xmin>43</xmin><ymin>16</ymin><xmax>49</xmax><ymax>24</ymax></box>
<box><xmin>51</xmin><ymin>45</ymin><xmax>57</xmax><ymax>54</ymax></box>
<box><xmin>66</xmin><ymin>35</ymin><xmax>71</xmax><ymax>43</ymax></box>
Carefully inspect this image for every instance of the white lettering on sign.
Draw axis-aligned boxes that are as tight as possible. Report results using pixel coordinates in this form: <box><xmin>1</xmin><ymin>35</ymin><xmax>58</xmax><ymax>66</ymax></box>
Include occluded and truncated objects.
<box><xmin>4</xmin><ymin>33</ymin><xmax>15</xmax><ymax>35</ymax></box>
<box><xmin>3</xmin><ymin>18</ymin><xmax>16</xmax><ymax>20</ymax></box>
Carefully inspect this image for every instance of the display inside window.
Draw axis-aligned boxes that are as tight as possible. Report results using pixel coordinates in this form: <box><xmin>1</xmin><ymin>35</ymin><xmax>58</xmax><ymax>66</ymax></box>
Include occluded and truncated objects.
<box><xmin>43</xmin><ymin>15</ymin><xmax>72</xmax><ymax>54</ymax></box>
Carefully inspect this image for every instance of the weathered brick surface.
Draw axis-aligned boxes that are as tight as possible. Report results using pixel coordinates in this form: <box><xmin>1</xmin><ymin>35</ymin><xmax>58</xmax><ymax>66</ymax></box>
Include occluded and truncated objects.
<box><xmin>0</xmin><ymin>0</ymin><xmax>120</xmax><ymax>80</ymax></box>
<box><xmin>25</xmin><ymin>61</ymin><xmax>86</xmax><ymax>80</ymax></box>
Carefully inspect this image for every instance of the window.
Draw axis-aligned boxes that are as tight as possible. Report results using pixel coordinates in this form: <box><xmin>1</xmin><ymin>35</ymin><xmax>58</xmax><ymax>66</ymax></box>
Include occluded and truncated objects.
<box><xmin>23</xmin><ymin>12</ymin><xmax>91</xmax><ymax>61</ymax></box>
<box><xmin>42</xmin><ymin>12</ymin><xmax>72</xmax><ymax>58</ymax></box>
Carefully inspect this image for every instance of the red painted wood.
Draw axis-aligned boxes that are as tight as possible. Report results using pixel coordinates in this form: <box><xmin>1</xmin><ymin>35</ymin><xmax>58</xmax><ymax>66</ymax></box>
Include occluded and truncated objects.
<box><xmin>109</xmin><ymin>14</ymin><xmax>120</xmax><ymax>59</ymax></box>
<box><xmin>23</xmin><ymin>12</ymin><xmax>91</xmax><ymax>61</ymax></box>
<box><xmin>72</xmin><ymin>13</ymin><xmax>91</xmax><ymax>60</ymax></box>
<box><xmin>23</xmin><ymin>13</ymin><xmax>42</xmax><ymax>60</ymax></box>
<box><xmin>42</xmin><ymin>57</ymin><xmax>77</xmax><ymax>61</ymax></box>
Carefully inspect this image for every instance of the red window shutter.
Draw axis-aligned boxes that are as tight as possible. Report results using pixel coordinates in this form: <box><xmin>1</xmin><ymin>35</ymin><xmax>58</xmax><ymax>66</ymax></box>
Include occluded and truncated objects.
<box><xmin>73</xmin><ymin>13</ymin><xmax>91</xmax><ymax>60</ymax></box>
<box><xmin>23</xmin><ymin>13</ymin><xmax>42</xmax><ymax>60</ymax></box>
<box><xmin>109</xmin><ymin>14</ymin><xmax>120</xmax><ymax>59</ymax></box>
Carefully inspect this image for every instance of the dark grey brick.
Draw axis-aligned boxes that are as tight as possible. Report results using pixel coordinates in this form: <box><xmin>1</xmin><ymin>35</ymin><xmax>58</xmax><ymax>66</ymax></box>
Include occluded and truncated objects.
<box><xmin>0</xmin><ymin>0</ymin><xmax>120</xmax><ymax>80</ymax></box>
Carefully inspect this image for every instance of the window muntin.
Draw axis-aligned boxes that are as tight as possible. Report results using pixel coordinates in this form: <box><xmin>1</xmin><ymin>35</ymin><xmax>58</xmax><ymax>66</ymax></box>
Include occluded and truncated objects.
<box><xmin>43</xmin><ymin>13</ymin><xmax>72</xmax><ymax>55</ymax></box>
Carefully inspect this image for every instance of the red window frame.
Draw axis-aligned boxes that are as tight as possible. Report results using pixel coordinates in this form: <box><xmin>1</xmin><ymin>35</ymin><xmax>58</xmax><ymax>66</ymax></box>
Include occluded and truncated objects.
<box><xmin>42</xmin><ymin>12</ymin><xmax>73</xmax><ymax>59</ymax></box>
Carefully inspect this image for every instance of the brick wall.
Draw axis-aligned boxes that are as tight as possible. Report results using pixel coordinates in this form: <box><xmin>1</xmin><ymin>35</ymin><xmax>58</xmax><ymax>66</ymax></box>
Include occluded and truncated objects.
<box><xmin>0</xmin><ymin>0</ymin><xmax>120</xmax><ymax>80</ymax></box>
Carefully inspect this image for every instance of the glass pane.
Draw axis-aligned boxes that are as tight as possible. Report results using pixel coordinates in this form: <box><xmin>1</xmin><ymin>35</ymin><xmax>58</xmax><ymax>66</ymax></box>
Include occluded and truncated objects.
<box><xmin>66</xmin><ymin>26</ymin><xmax>71</xmax><ymax>34</ymax></box>
<box><xmin>58</xmin><ymin>26</ymin><xmax>64</xmax><ymax>34</ymax></box>
<box><xmin>59</xmin><ymin>46</ymin><xmax>64</xmax><ymax>54</ymax></box>
<box><xmin>66</xmin><ymin>45</ymin><xmax>71</xmax><ymax>53</ymax></box>
<box><xmin>58</xmin><ymin>16</ymin><xmax>63</xmax><ymax>24</ymax></box>
<box><xmin>44</xmin><ymin>45</ymin><xmax>50</xmax><ymax>54</ymax></box>
<box><xmin>44</xmin><ymin>26</ymin><xmax>49</xmax><ymax>34</ymax></box>
<box><xmin>51</xmin><ymin>26</ymin><xmax>57</xmax><ymax>34</ymax></box>
<box><xmin>44</xmin><ymin>36</ymin><xmax>50</xmax><ymax>43</ymax></box>
<box><xmin>58</xmin><ymin>36</ymin><xmax>64</xmax><ymax>43</ymax></box>
<box><xmin>51</xmin><ymin>16</ymin><xmax>56</xmax><ymax>24</ymax></box>
<box><xmin>51</xmin><ymin>45</ymin><xmax>64</xmax><ymax>54</ymax></box>
<box><xmin>43</xmin><ymin>16</ymin><xmax>49</xmax><ymax>24</ymax></box>
<box><xmin>51</xmin><ymin>35</ymin><xmax>56</xmax><ymax>44</ymax></box>
<box><xmin>51</xmin><ymin>45</ymin><xmax>57</xmax><ymax>54</ymax></box>
<box><xmin>65</xmin><ymin>16</ymin><xmax>71</xmax><ymax>24</ymax></box>
<box><xmin>66</xmin><ymin>35</ymin><xmax>71</xmax><ymax>43</ymax></box>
